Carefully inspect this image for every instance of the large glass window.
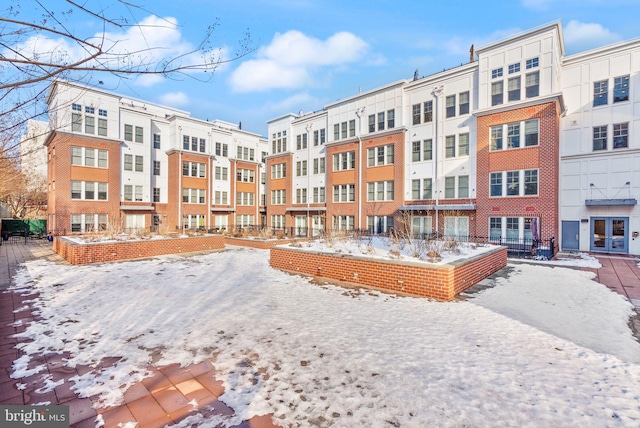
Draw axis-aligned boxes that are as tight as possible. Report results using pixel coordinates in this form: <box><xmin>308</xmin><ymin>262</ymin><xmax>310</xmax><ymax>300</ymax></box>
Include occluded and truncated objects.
<box><xmin>613</xmin><ymin>75</ymin><xmax>630</xmax><ymax>102</ymax></box>
<box><xmin>593</xmin><ymin>80</ymin><xmax>608</xmax><ymax>106</ymax></box>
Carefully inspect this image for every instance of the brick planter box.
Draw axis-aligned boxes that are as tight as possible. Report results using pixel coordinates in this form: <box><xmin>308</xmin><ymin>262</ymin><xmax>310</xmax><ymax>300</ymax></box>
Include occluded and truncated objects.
<box><xmin>224</xmin><ymin>236</ymin><xmax>305</xmax><ymax>249</ymax></box>
<box><xmin>270</xmin><ymin>245</ymin><xmax>507</xmax><ymax>301</ymax></box>
<box><xmin>53</xmin><ymin>235</ymin><xmax>225</xmax><ymax>265</ymax></box>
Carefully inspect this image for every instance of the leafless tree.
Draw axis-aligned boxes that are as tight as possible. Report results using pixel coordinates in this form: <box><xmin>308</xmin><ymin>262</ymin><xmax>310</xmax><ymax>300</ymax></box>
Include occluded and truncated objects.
<box><xmin>0</xmin><ymin>0</ymin><xmax>254</xmax><ymax>161</ymax></box>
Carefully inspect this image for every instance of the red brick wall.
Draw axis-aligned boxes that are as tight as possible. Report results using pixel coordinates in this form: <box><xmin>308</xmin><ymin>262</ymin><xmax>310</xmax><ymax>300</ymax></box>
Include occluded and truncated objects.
<box><xmin>476</xmin><ymin>102</ymin><xmax>560</xmax><ymax>241</ymax></box>
<box><xmin>270</xmin><ymin>246</ymin><xmax>507</xmax><ymax>301</ymax></box>
<box><xmin>224</xmin><ymin>236</ymin><xmax>302</xmax><ymax>249</ymax></box>
<box><xmin>53</xmin><ymin>235</ymin><xmax>225</xmax><ymax>265</ymax></box>
<box><xmin>47</xmin><ymin>132</ymin><xmax>122</xmax><ymax>233</ymax></box>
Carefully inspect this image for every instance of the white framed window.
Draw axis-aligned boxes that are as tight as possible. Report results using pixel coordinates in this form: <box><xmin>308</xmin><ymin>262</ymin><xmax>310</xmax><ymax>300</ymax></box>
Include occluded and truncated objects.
<box><xmin>367</xmin><ymin>181</ymin><xmax>394</xmax><ymax>201</ymax></box>
<box><xmin>459</xmin><ymin>91</ymin><xmax>470</xmax><ymax>115</ymax></box>
<box><xmin>613</xmin><ymin>75</ymin><xmax>630</xmax><ymax>102</ymax></box>
<box><xmin>613</xmin><ymin>122</ymin><xmax>629</xmax><ymax>149</ymax></box>
<box><xmin>333</xmin><ymin>151</ymin><xmax>355</xmax><ymax>171</ymax></box>
<box><xmin>214</xmin><ymin>191</ymin><xmax>228</xmax><ymax>205</ymax></box>
<box><xmin>271</xmin><ymin>189</ymin><xmax>286</xmax><ymax>204</ymax></box>
<box><xmin>491</xmin><ymin>81</ymin><xmax>504</xmax><ymax>106</ymax></box>
<box><xmin>508</xmin><ymin>63</ymin><xmax>520</xmax><ymax>74</ymax></box>
<box><xmin>367</xmin><ymin>144</ymin><xmax>394</xmax><ymax>167</ymax></box>
<box><xmin>445</xmin><ymin>95</ymin><xmax>456</xmax><ymax>118</ymax></box>
<box><xmin>490</xmin><ymin>169</ymin><xmax>538</xmax><ymax>197</ymax></box>
<box><xmin>593</xmin><ymin>80</ymin><xmax>608</xmax><ymax>107</ymax></box>
<box><xmin>491</xmin><ymin>119</ymin><xmax>539</xmax><ymax>151</ymax></box>
<box><xmin>271</xmin><ymin>163</ymin><xmax>286</xmax><ymax>179</ymax></box>
<box><xmin>412</xmin><ymin>216</ymin><xmax>432</xmax><ymax>237</ymax></box>
<box><xmin>525</xmin><ymin>72</ymin><xmax>539</xmax><ymax>98</ymax></box>
<box><xmin>295</xmin><ymin>161</ymin><xmax>308</xmax><ymax>177</ymax></box>
<box><xmin>367</xmin><ymin>216</ymin><xmax>394</xmax><ymax>235</ymax></box>
<box><xmin>333</xmin><ymin>184</ymin><xmax>355</xmax><ymax>202</ymax></box>
<box><xmin>444</xmin><ymin>216</ymin><xmax>469</xmax><ymax>240</ymax></box>
<box><xmin>333</xmin><ymin>215</ymin><xmax>354</xmax><ymax>231</ymax></box>
<box><xmin>491</xmin><ymin>68</ymin><xmax>503</xmax><ymax>79</ymax></box>
<box><xmin>525</xmin><ymin>57</ymin><xmax>539</xmax><ymax>69</ymax></box>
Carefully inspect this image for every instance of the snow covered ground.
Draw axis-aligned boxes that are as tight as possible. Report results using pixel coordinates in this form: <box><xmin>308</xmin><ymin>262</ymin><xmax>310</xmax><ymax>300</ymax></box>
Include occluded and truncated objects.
<box><xmin>9</xmin><ymin>247</ymin><xmax>640</xmax><ymax>427</ymax></box>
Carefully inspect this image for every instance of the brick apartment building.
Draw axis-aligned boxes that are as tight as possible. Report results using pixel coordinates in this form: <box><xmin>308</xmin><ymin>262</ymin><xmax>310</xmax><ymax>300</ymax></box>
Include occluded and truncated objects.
<box><xmin>45</xmin><ymin>81</ymin><xmax>268</xmax><ymax>234</ymax></box>
<box><xmin>42</xmin><ymin>22</ymin><xmax>639</xmax><ymax>255</ymax></box>
<box><xmin>266</xmin><ymin>21</ymin><xmax>640</xmax><ymax>255</ymax></box>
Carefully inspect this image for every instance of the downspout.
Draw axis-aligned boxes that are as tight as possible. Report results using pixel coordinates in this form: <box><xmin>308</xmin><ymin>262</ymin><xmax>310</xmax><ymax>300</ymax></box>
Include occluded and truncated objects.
<box><xmin>355</xmin><ymin>107</ymin><xmax>366</xmax><ymax>231</ymax></box>
<box><xmin>178</xmin><ymin>126</ymin><xmax>182</xmax><ymax>231</ymax></box>
<box><xmin>432</xmin><ymin>86</ymin><xmax>443</xmax><ymax>236</ymax></box>
<box><xmin>305</xmin><ymin>123</ymin><xmax>313</xmax><ymax>237</ymax></box>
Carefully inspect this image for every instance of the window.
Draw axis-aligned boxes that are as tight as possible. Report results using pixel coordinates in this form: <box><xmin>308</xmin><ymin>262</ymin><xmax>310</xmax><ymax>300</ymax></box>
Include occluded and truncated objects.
<box><xmin>295</xmin><ymin>161</ymin><xmax>308</xmax><ymax>176</ymax></box>
<box><xmin>135</xmin><ymin>155</ymin><xmax>143</xmax><ymax>172</ymax></box>
<box><xmin>85</xmin><ymin>116</ymin><xmax>95</xmax><ymax>134</ymax></box>
<box><xmin>124</xmin><ymin>124</ymin><xmax>133</xmax><ymax>141</ymax></box>
<box><xmin>349</xmin><ymin>119</ymin><xmax>356</xmax><ymax>137</ymax></box>
<box><xmin>98</xmin><ymin>183</ymin><xmax>107</xmax><ymax>200</ymax></box>
<box><xmin>506</xmin><ymin>171</ymin><xmax>519</xmax><ymax>196</ymax></box>
<box><xmin>153</xmin><ymin>161</ymin><xmax>160</xmax><ymax>176</ymax></box>
<box><xmin>424</xmin><ymin>101</ymin><xmax>433</xmax><ymax>122</ymax></box>
<box><xmin>458</xmin><ymin>133</ymin><xmax>469</xmax><ymax>156</ymax></box>
<box><xmin>445</xmin><ymin>95</ymin><xmax>456</xmax><ymax>118</ymax></box>
<box><xmin>134</xmin><ymin>126</ymin><xmax>143</xmax><ymax>143</ymax></box>
<box><xmin>411</xmin><ymin>179</ymin><xmax>420</xmax><ymax>199</ymax></box>
<box><xmin>593</xmin><ymin>80</ymin><xmax>608</xmax><ymax>107</ymax></box>
<box><xmin>613</xmin><ymin>122</ymin><xmax>629</xmax><ymax>149</ymax></box>
<box><xmin>183</xmin><ymin>161</ymin><xmax>206</xmax><ymax>177</ymax></box>
<box><xmin>525</xmin><ymin>72</ymin><xmax>539</xmax><ymax>98</ymax></box>
<box><xmin>71</xmin><ymin>215</ymin><xmax>82</xmax><ymax>232</ymax></box>
<box><xmin>445</xmin><ymin>135</ymin><xmax>455</xmax><ymax>158</ymax></box>
<box><xmin>458</xmin><ymin>175</ymin><xmax>469</xmax><ymax>198</ymax></box>
<box><xmin>71</xmin><ymin>147</ymin><xmax>82</xmax><ymax>165</ymax></box>
<box><xmin>295</xmin><ymin>188</ymin><xmax>308</xmax><ymax>204</ymax></box>
<box><xmin>124</xmin><ymin>154</ymin><xmax>133</xmax><ymax>171</ymax></box>
<box><xmin>387</xmin><ymin>109</ymin><xmax>395</xmax><ymax>128</ymax></box>
<box><xmin>524</xmin><ymin>120</ymin><xmax>539</xmax><ymax>146</ymax></box>
<box><xmin>72</xmin><ymin>103</ymin><xmax>82</xmax><ymax>111</ymax></box>
<box><xmin>526</xmin><ymin>57</ymin><xmax>539</xmax><ymax>69</ymax></box>
<box><xmin>368</xmin><ymin>115</ymin><xmax>375</xmax><ymax>133</ymax></box>
<box><xmin>506</xmin><ymin>218</ymin><xmax>519</xmax><ymax>240</ymax></box>
<box><xmin>98</xmin><ymin>119</ymin><xmax>107</xmax><ymax>136</ymax></box>
<box><xmin>341</xmin><ymin>122</ymin><xmax>348</xmax><ymax>139</ymax></box>
<box><xmin>124</xmin><ymin>185</ymin><xmax>133</xmax><ymax>201</ymax></box>
<box><xmin>490</xmin><ymin>217</ymin><xmax>502</xmax><ymax>240</ymax></box>
<box><xmin>412</xmin><ymin>104</ymin><xmax>421</xmax><ymax>125</ymax></box>
<box><xmin>377</xmin><ymin>112</ymin><xmax>385</xmax><ymax>131</ymax></box>
<box><xmin>71</xmin><ymin>181</ymin><xmax>81</xmax><ymax>199</ymax></box>
<box><xmin>313</xmin><ymin>187</ymin><xmax>326</xmax><ymax>203</ymax></box>
<box><xmin>135</xmin><ymin>186</ymin><xmax>143</xmax><ymax>202</ymax></box>
<box><xmin>85</xmin><ymin>148</ymin><xmax>95</xmax><ymax>167</ymax></box>
<box><xmin>72</xmin><ymin>113</ymin><xmax>82</xmax><ymax>132</ymax></box>
<box><xmin>367</xmin><ymin>216</ymin><xmax>394</xmax><ymax>235</ymax></box>
<box><xmin>153</xmin><ymin>188</ymin><xmax>160</xmax><ymax>202</ymax></box>
<box><xmin>423</xmin><ymin>178</ymin><xmax>432</xmax><ymax>199</ymax></box>
<box><xmin>98</xmin><ymin>150</ymin><xmax>108</xmax><ymax>168</ymax></box>
<box><xmin>237</xmin><ymin>192</ymin><xmax>255</xmax><ymax>206</ymax></box>
<box><xmin>507</xmin><ymin>123</ymin><xmax>520</xmax><ymax>149</ymax></box>
<box><xmin>183</xmin><ymin>136</ymin><xmax>190</xmax><ymax>150</ymax></box>
<box><xmin>320</xmin><ymin>129</ymin><xmax>326</xmax><ymax>144</ymax></box>
<box><xmin>152</xmin><ymin>134</ymin><xmax>161</xmax><ymax>149</ymax></box>
<box><xmin>199</xmin><ymin>138</ymin><xmax>206</xmax><ymax>153</ymax></box>
<box><xmin>492</xmin><ymin>68</ymin><xmax>503</xmax><ymax>79</ymax></box>
<box><xmin>508</xmin><ymin>63</ymin><xmax>520</xmax><ymax>74</ymax></box>
<box><xmin>215</xmin><ymin>166</ymin><xmax>229</xmax><ymax>180</ymax></box>
<box><xmin>333</xmin><ymin>184</ymin><xmax>355</xmax><ymax>202</ymax></box>
<box><xmin>333</xmin><ymin>124</ymin><xmax>340</xmax><ymax>141</ymax></box>
<box><xmin>491</xmin><ymin>81</ymin><xmax>503</xmax><ymax>106</ymax></box>
<box><xmin>411</xmin><ymin>178</ymin><xmax>432</xmax><ymax>199</ymax></box>
<box><xmin>459</xmin><ymin>91</ymin><xmax>469</xmax><ymax>115</ymax></box>
<box><xmin>333</xmin><ymin>215</ymin><xmax>355</xmax><ymax>231</ymax></box>
<box><xmin>214</xmin><ymin>191</ymin><xmax>229</xmax><ymax>205</ymax></box>
<box><xmin>444</xmin><ymin>177</ymin><xmax>455</xmax><ymax>199</ymax></box>
<box><xmin>271</xmin><ymin>163</ymin><xmax>286</xmax><ymax>179</ymax></box>
<box><xmin>296</xmin><ymin>134</ymin><xmax>308</xmax><ymax>150</ymax></box>
<box><xmin>313</xmin><ymin>158</ymin><xmax>325</xmax><ymax>174</ymax></box>
<box><xmin>423</xmin><ymin>139</ymin><xmax>432</xmax><ymax>161</ymax></box>
<box><xmin>367</xmin><ymin>181</ymin><xmax>394</xmax><ymax>201</ymax></box>
<box><xmin>237</xmin><ymin>169</ymin><xmax>255</xmax><ymax>182</ymax></box>
<box><xmin>313</xmin><ymin>130</ymin><xmax>319</xmax><ymax>146</ymax></box>
<box><xmin>508</xmin><ymin>77</ymin><xmax>521</xmax><ymax>101</ymax></box>
<box><xmin>613</xmin><ymin>75</ymin><xmax>629</xmax><ymax>102</ymax></box>
<box><xmin>491</xmin><ymin>126</ymin><xmax>503</xmax><ymax>151</ymax></box>
<box><xmin>367</xmin><ymin>144</ymin><xmax>394</xmax><ymax>166</ymax></box>
<box><xmin>85</xmin><ymin>106</ymin><xmax>94</xmax><ymax>114</ymax></box>
<box><xmin>271</xmin><ymin>190</ymin><xmax>286</xmax><ymax>204</ymax></box>
<box><xmin>490</xmin><ymin>172</ymin><xmax>502</xmax><ymax>197</ymax></box>
<box><xmin>593</xmin><ymin>126</ymin><xmax>607</xmax><ymax>151</ymax></box>
<box><xmin>412</xmin><ymin>141</ymin><xmax>421</xmax><ymax>162</ymax></box>
<box><xmin>98</xmin><ymin>109</ymin><xmax>107</xmax><ymax>117</ymax></box>
<box><xmin>524</xmin><ymin>169</ymin><xmax>538</xmax><ymax>195</ymax></box>
<box><xmin>333</xmin><ymin>151</ymin><xmax>355</xmax><ymax>171</ymax></box>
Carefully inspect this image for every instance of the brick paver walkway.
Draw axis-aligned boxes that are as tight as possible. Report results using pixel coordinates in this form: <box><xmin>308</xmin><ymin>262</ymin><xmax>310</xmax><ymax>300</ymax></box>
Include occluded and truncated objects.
<box><xmin>0</xmin><ymin>239</ymin><xmax>279</xmax><ymax>427</ymax></box>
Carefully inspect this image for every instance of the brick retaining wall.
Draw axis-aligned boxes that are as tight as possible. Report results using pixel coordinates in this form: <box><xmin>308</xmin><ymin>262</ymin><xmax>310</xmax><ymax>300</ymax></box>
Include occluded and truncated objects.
<box><xmin>54</xmin><ymin>235</ymin><xmax>225</xmax><ymax>265</ymax></box>
<box><xmin>224</xmin><ymin>236</ymin><xmax>302</xmax><ymax>249</ymax></box>
<box><xmin>270</xmin><ymin>246</ymin><xmax>507</xmax><ymax>301</ymax></box>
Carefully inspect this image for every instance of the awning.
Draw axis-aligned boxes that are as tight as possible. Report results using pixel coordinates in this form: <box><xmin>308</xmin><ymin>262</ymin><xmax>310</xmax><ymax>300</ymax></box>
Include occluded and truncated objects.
<box><xmin>585</xmin><ymin>199</ymin><xmax>637</xmax><ymax>207</ymax></box>
<box><xmin>400</xmin><ymin>204</ymin><xmax>476</xmax><ymax>211</ymax></box>
<box><xmin>119</xmin><ymin>204</ymin><xmax>154</xmax><ymax>211</ymax></box>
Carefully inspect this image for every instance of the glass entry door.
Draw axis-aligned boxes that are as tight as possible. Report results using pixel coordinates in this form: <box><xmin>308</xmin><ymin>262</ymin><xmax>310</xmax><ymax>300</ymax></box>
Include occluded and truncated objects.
<box><xmin>590</xmin><ymin>217</ymin><xmax>628</xmax><ymax>253</ymax></box>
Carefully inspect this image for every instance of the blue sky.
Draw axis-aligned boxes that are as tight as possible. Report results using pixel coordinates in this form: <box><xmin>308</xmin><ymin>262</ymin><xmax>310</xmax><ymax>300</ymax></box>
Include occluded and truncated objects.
<box><xmin>10</xmin><ymin>0</ymin><xmax>640</xmax><ymax>136</ymax></box>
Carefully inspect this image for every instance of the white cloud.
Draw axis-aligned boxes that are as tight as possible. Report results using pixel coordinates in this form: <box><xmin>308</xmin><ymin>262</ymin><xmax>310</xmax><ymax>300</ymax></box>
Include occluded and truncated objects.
<box><xmin>4</xmin><ymin>15</ymin><xmax>214</xmax><ymax>88</ymax></box>
<box><xmin>229</xmin><ymin>30</ymin><xmax>369</xmax><ymax>93</ymax></box>
<box><xmin>266</xmin><ymin>92</ymin><xmax>315</xmax><ymax>114</ymax></box>
<box><xmin>563</xmin><ymin>20</ymin><xmax>622</xmax><ymax>53</ymax></box>
<box><xmin>158</xmin><ymin>91</ymin><xmax>189</xmax><ymax>106</ymax></box>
